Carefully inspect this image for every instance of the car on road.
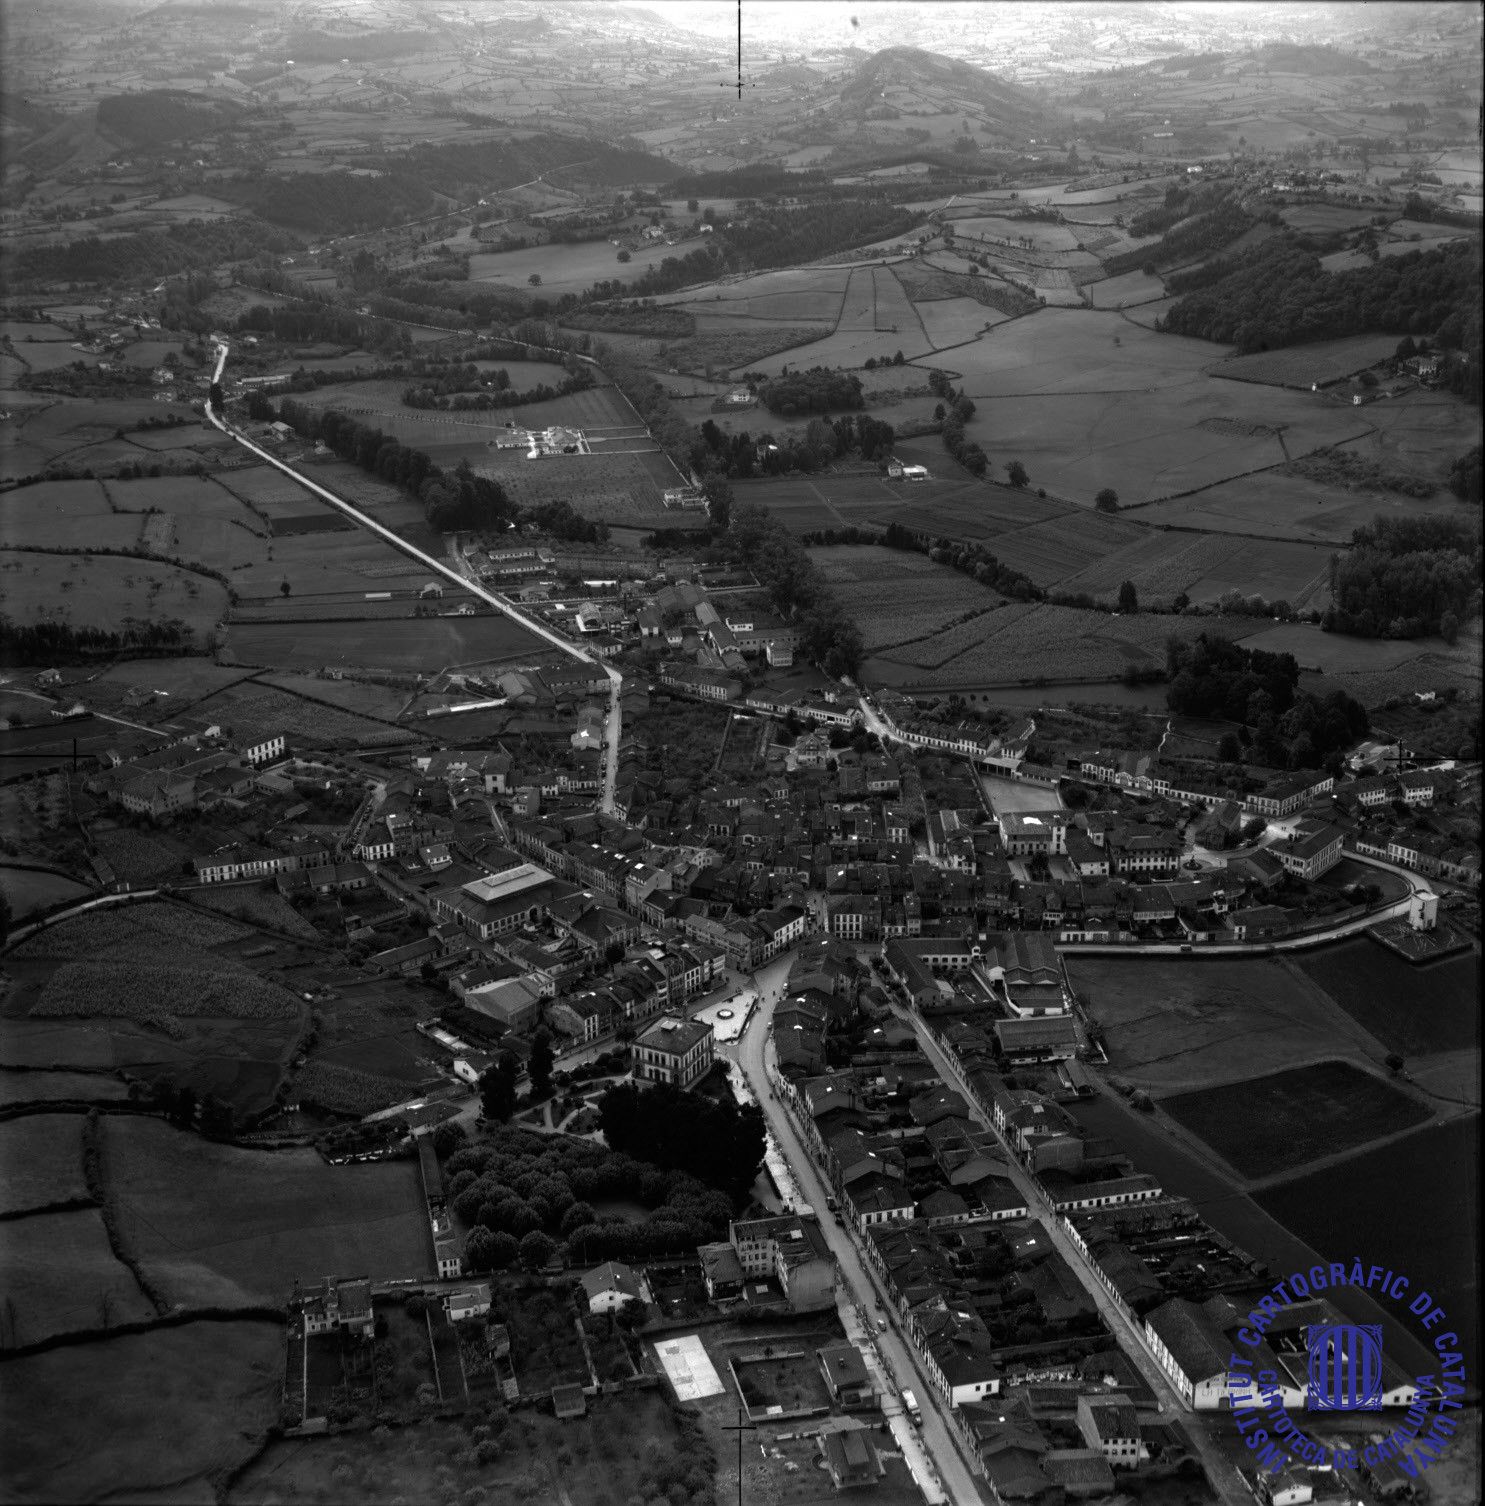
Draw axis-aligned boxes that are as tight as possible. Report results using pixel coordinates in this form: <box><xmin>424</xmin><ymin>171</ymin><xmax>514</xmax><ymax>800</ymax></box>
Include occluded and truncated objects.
<box><xmin>877</xmin><ymin>1317</ymin><xmax>888</xmax><ymax>1331</ymax></box>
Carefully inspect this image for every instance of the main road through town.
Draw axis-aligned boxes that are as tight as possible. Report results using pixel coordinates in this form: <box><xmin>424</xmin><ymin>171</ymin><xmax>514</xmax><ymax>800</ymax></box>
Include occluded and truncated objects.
<box><xmin>205</xmin><ymin>344</ymin><xmax>623</xmax><ymax>815</ymax></box>
<box><xmin>727</xmin><ymin>977</ymin><xmax>1251</xmax><ymax>1506</ymax></box>
<box><xmin>723</xmin><ymin>974</ymin><xmax>983</xmax><ymax>1506</ymax></box>
<box><xmin>889</xmin><ymin>1000</ymin><xmax>1252</xmax><ymax>1506</ymax></box>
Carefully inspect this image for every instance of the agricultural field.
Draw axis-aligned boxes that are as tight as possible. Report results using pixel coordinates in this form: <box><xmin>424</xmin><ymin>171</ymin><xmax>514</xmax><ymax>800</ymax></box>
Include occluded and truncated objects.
<box><xmin>102</xmin><ymin>1116</ymin><xmax>431</xmax><ymax>1304</ymax></box>
<box><xmin>0</xmin><ymin>1112</ymin><xmax>89</xmax><ymax>1214</ymax></box>
<box><xmin>0</xmin><ymin>1207</ymin><xmax>159</xmax><ymax>1347</ymax></box>
<box><xmin>1295</xmin><ymin>941</ymin><xmax>1479</xmax><ymax>1057</ymax></box>
<box><xmin>193</xmin><ymin>679</ymin><xmax>423</xmax><ymax>746</ymax></box>
<box><xmin>1160</xmin><ymin>1059</ymin><xmax>1432</xmax><ymax>1181</ymax></box>
<box><xmin>970</xmin><ymin>380</ymin><xmax>1372</xmax><ymax>506</ymax></box>
<box><xmin>223</xmin><ymin>615</ymin><xmax>544</xmax><ymax>676</ymax></box>
<box><xmin>1211</xmin><ymin>333</ymin><xmax>1402</xmax><ymax>389</ymax></box>
<box><xmin>661</xmin><ymin>264</ymin><xmax>852</xmax><ymax>321</ymax></box>
<box><xmin>806</xmin><ymin>544</ymin><xmax>1000</xmax><ymax>652</ymax></box>
<box><xmin>982</xmin><ymin>510</ymin><xmax>1145</xmax><ymax>587</ymax></box>
<box><xmin>0</xmin><ymin>550</ymin><xmax>229</xmax><ymax>637</ymax></box>
<box><xmin>659</xmin><ymin>318</ymin><xmax>831</xmax><ymax>377</ymax></box>
<box><xmin>1087</xmin><ymin>269</ymin><xmax>1167</xmax><ymax>308</ymax></box>
<box><xmin>469</xmin><ymin>233</ymin><xmax>712</xmax><ymax>295</ymax></box>
<box><xmin>474</xmin><ymin>448</ymin><xmax>673</xmax><ymax>526</ymax></box>
<box><xmin>916</xmin><ymin>296</ymin><xmax>1013</xmax><ymax>347</ymax></box>
<box><xmin>0</xmin><ymin>397</ymin><xmax>206</xmax><ymax>481</ymax></box>
<box><xmin>1238</xmin><ymin>621</ymin><xmax>1472</xmax><ymax>674</ymax></box>
<box><xmin>255</xmin><ymin>670</ymin><xmax>412</xmax><ymax>721</ymax></box>
<box><xmin>1064</xmin><ymin>955</ymin><xmax>1391</xmax><ymax>1096</ymax></box>
<box><xmin>0</xmin><ymin>1319</ymin><xmax>282</xmax><ymax>1504</ymax></box>
<box><xmin>0</xmin><ymin>1069</ymin><xmax>128</xmax><ymax>1105</ymax></box>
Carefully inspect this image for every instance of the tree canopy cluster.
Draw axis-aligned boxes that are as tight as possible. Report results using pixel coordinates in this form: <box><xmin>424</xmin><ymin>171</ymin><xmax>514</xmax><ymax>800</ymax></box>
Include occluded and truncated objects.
<box><xmin>0</xmin><ymin>614</ymin><xmax>194</xmax><ymax>667</ymax></box>
<box><xmin>1166</xmin><ymin>632</ymin><xmax>1368</xmax><ymax>771</ymax></box>
<box><xmin>728</xmin><ymin>502</ymin><xmax>865</xmax><ymax>676</ymax></box>
<box><xmin>275</xmin><ymin>398</ymin><xmax>513</xmax><ymax>533</ymax></box>
<box><xmin>1161</xmin><ymin>237</ymin><xmax>1483</xmax><ymax>401</ymax></box>
<box><xmin>445</xmin><ymin>1124</ymin><xmax>738</xmax><ymax>1272</ymax></box>
<box><xmin>1325</xmin><ymin>513</ymin><xmax>1480</xmax><ymax>640</ymax></box>
<box><xmin>758</xmin><ymin>368</ymin><xmax>865</xmax><ymax>417</ymax></box>
<box><xmin>597</xmin><ymin>1080</ymin><xmax>765</xmax><ymax>1201</ymax></box>
<box><xmin>723</xmin><ymin>200</ymin><xmax>916</xmax><ymax>271</ymax></box>
<box><xmin>6</xmin><ymin>218</ymin><xmax>296</xmax><ymax>285</ymax></box>
<box><xmin>402</xmin><ymin>364</ymin><xmax>593</xmax><ymax>412</ymax></box>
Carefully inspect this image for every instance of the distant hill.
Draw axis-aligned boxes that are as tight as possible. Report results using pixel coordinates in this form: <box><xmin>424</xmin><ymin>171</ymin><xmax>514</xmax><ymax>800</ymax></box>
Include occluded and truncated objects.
<box><xmin>96</xmin><ymin>90</ymin><xmax>244</xmax><ymax>150</ymax></box>
<box><xmin>837</xmin><ymin>47</ymin><xmax>1044</xmax><ymax>135</ymax></box>
<box><xmin>1252</xmin><ymin>42</ymin><xmax>1371</xmax><ymax>74</ymax></box>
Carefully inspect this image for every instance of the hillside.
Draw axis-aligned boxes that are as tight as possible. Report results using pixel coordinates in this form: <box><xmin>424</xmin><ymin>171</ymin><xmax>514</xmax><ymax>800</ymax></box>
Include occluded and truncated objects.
<box><xmin>96</xmin><ymin>90</ymin><xmax>244</xmax><ymax>150</ymax></box>
<box><xmin>837</xmin><ymin>47</ymin><xmax>1044</xmax><ymax>135</ymax></box>
<box><xmin>1252</xmin><ymin>42</ymin><xmax>1370</xmax><ymax>74</ymax></box>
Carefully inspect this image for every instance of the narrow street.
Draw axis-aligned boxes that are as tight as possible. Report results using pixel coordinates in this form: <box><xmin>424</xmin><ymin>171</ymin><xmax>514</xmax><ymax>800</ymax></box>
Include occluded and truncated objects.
<box><xmin>724</xmin><ymin>983</ymin><xmax>988</xmax><ymax>1506</ymax></box>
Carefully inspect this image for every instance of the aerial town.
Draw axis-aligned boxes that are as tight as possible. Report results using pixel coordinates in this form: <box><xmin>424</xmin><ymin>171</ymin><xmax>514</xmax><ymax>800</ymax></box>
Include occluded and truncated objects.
<box><xmin>0</xmin><ymin>2</ymin><xmax>1479</xmax><ymax>1504</ymax></box>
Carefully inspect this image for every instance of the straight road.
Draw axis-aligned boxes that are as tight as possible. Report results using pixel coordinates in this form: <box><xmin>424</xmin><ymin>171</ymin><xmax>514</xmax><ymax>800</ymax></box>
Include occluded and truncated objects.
<box><xmin>892</xmin><ymin>1002</ymin><xmax>1250</xmax><ymax>1506</ymax></box>
<box><xmin>206</xmin><ymin>347</ymin><xmax>622</xmax><ymax>813</ymax></box>
<box><xmin>725</xmin><ymin>983</ymin><xmax>985</xmax><ymax>1506</ymax></box>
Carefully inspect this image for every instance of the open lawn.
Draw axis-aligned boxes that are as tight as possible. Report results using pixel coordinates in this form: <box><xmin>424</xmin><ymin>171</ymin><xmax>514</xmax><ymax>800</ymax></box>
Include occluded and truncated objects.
<box><xmin>224</xmin><ymin>615</ymin><xmax>544</xmax><ymax>674</ymax></box>
<box><xmin>1064</xmin><ymin>955</ymin><xmax>1384</xmax><ymax>1095</ymax></box>
<box><xmin>1296</xmin><ymin>940</ymin><xmax>1479</xmax><ymax>1057</ymax></box>
<box><xmin>0</xmin><ymin>1069</ymin><xmax>128</xmax><ymax>1105</ymax></box>
<box><xmin>104</xmin><ymin>1116</ymin><xmax>431</xmax><ymax>1305</ymax></box>
<box><xmin>0</xmin><ymin>1207</ymin><xmax>158</xmax><ymax>1346</ymax></box>
<box><xmin>0</xmin><ymin>1111</ymin><xmax>89</xmax><ymax>1214</ymax></box>
<box><xmin>0</xmin><ymin>1319</ymin><xmax>282</xmax><ymax>1505</ymax></box>
<box><xmin>807</xmin><ymin>544</ymin><xmax>1000</xmax><ymax>652</ymax></box>
<box><xmin>0</xmin><ymin>866</ymin><xmax>91</xmax><ymax>920</ymax></box>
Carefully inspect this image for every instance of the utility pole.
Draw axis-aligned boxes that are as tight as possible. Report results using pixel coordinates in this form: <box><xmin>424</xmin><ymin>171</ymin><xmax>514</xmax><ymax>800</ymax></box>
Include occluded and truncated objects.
<box><xmin>721</xmin><ymin>1407</ymin><xmax>757</xmax><ymax>1505</ymax></box>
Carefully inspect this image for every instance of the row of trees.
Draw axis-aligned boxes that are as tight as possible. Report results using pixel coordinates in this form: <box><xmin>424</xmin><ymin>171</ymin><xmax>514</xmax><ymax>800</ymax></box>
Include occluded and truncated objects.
<box><xmin>1325</xmin><ymin>514</ymin><xmax>1480</xmax><ymax>640</ymax></box>
<box><xmin>0</xmin><ymin>614</ymin><xmax>194</xmax><ymax>666</ymax></box>
<box><xmin>878</xmin><ymin>522</ymin><xmax>1042</xmax><ymax>603</ymax></box>
<box><xmin>273</xmin><ymin>399</ymin><xmax>514</xmax><ymax>533</ymax></box>
<box><xmin>926</xmin><ymin>369</ymin><xmax>989</xmax><ymax>477</ymax></box>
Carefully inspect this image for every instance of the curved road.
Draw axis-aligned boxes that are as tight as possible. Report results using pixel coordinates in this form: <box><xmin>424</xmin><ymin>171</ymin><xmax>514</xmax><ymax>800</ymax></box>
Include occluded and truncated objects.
<box><xmin>206</xmin><ymin>345</ymin><xmax>622</xmax><ymax>813</ymax></box>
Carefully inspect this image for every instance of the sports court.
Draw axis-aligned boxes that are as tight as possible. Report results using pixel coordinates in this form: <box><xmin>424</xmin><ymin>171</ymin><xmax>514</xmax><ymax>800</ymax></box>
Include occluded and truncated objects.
<box><xmin>652</xmin><ymin>1333</ymin><xmax>727</xmax><ymax>1402</ymax></box>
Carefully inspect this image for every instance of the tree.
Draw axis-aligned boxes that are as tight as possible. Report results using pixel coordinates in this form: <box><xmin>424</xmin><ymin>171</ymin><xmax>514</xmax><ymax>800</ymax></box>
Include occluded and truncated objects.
<box><xmin>686</xmin><ymin>198</ymin><xmax>699</xmax><ymax>213</ymax></box>
<box><xmin>1440</xmin><ymin>611</ymin><xmax>1459</xmax><ymax>645</ymax></box>
<box><xmin>528</xmin><ymin>1030</ymin><xmax>555</xmax><ymax>1100</ymax></box>
<box><xmin>280</xmin><ymin>579</ymin><xmax>291</xmax><ymax>597</ymax></box>
<box><xmin>432</xmin><ymin>1121</ymin><xmax>467</xmax><ymax>1158</ymax></box>
<box><xmin>1217</xmin><ymin>732</ymin><xmax>1242</xmax><ymax>762</ymax></box>
<box><xmin>616</xmin><ymin>250</ymin><xmax>631</xmax><ymax>263</ymax></box>
<box><xmin>1385</xmin><ymin>1052</ymin><xmax>1405</xmax><ymax>1075</ymax></box>
<box><xmin>1094</xmin><ymin>488</ymin><xmax>1119</xmax><ymax>513</ymax></box>
<box><xmin>518</xmin><ymin>1230</ymin><xmax>558</xmax><ymax>1271</ymax></box>
<box><xmin>480</xmin><ymin>1054</ymin><xmax>519</xmax><ymax>1122</ymax></box>
<box><xmin>1118</xmin><ymin>580</ymin><xmax>1139</xmax><ymax>614</ymax></box>
<box><xmin>1006</xmin><ymin>460</ymin><xmax>1029</xmax><ymax>488</ymax></box>
<box><xmin>528</xmin><ymin>273</ymin><xmax>542</xmax><ymax>286</ymax></box>
<box><xmin>0</xmin><ymin>889</ymin><xmax>10</xmax><ymax>950</ymax></box>
<box><xmin>702</xmin><ymin>472</ymin><xmax>733</xmax><ymax>530</ymax></box>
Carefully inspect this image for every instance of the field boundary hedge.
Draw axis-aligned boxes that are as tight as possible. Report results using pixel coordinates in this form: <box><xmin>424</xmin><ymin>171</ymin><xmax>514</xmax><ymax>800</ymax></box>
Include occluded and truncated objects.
<box><xmin>0</xmin><ymin>1304</ymin><xmax>285</xmax><ymax>1362</ymax></box>
<box><xmin>82</xmin><ymin>1109</ymin><xmax>171</xmax><ymax>1316</ymax></box>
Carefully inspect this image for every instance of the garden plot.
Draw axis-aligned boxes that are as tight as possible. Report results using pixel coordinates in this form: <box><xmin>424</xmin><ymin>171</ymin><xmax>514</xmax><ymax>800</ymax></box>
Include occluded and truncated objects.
<box><xmin>808</xmin><ymin>545</ymin><xmax>999</xmax><ymax>651</ymax></box>
<box><xmin>1057</xmin><ymin>531</ymin><xmax>1246</xmax><ymax>604</ymax></box>
<box><xmin>1181</xmin><ymin>537</ymin><xmax>1334</xmax><ymax>608</ymax></box>
<box><xmin>475</xmin><ymin>447</ymin><xmax>672</xmax><ymax>526</ymax></box>
<box><xmin>986</xmin><ymin>510</ymin><xmax>1145</xmax><ymax>587</ymax></box>
<box><xmin>103</xmin><ymin>1117</ymin><xmax>430</xmax><ymax>1305</ymax></box>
